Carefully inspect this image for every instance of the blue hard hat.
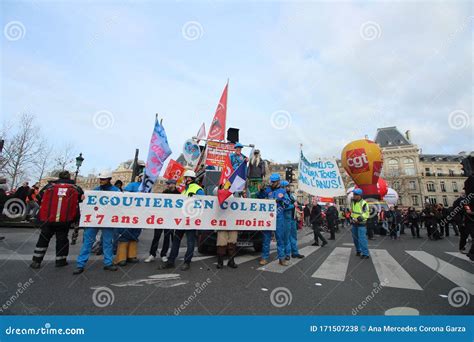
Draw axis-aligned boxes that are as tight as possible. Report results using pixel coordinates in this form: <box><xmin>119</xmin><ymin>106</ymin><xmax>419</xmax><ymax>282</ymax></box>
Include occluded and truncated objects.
<box><xmin>269</xmin><ymin>173</ymin><xmax>281</xmax><ymax>182</ymax></box>
<box><xmin>353</xmin><ymin>188</ymin><xmax>363</xmax><ymax>196</ymax></box>
<box><xmin>280</xmin><ymin>180</ymin><xmax>289</xmax><ymax>187</ymax></box>
<box><xmin>234</xmin><ymin>142</ymin><xmax>244</xmax><ymax>148</ymax></box>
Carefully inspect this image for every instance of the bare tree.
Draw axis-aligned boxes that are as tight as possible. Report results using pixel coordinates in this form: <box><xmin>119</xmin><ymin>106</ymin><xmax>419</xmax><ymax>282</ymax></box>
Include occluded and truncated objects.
<box><xmin>1</xmin><ymin>113</ymin><xmax>44</xmax><ymax>188</ymax></box>
<box><xmin>54</xmin><ymin>143</ymin><xmax>75</xmax><ymax>171</ymax></box>
<box><xmin>35</xmin><ymin>141</ymin><xmax>54</xmax><ymax>182</ymax></box>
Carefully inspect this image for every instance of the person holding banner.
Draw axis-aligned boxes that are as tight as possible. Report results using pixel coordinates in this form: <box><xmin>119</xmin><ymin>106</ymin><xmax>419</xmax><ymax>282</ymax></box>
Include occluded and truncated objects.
<box><xmin>283</xmin><ymin>182</ymin><xmax>304</xmax><ymax>260</ymax></box>
<box><xmin>158</xmin><ymin>170</ymin><xmax>204</xmax><ymax>271</ymax></box>
<box><xmin>73</xmin><ymin>172</ymin><xmax>119</xmax><ymax>275</ymax></box>
<box><xmin>144</xmin><ymin>179</ymin><xmax>180</xmax><ymax>263</ymax></box>
<box><xmin>258</xmin><ymin>173</ymin><xmax>291</xmax><ymax>266</ymax></box>
<box><xmin>113</xmin><ymin>175</ymin><xmax>144</xmax><ymax>267</ymax></box>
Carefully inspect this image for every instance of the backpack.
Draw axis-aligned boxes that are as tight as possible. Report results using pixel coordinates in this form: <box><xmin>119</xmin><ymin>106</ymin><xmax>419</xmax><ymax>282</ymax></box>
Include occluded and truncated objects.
<box><xmin>38</xmin><ymin>183</ymin><xmax>80</xmax><ymax>224</ymax></box>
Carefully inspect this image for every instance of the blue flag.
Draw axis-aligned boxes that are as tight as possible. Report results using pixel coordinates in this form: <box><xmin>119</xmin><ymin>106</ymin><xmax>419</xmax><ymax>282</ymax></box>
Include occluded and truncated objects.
<box><xmin>139</xmin><ymin>120</ymin><xmax>172</xmax><ymax>193</ymax></box>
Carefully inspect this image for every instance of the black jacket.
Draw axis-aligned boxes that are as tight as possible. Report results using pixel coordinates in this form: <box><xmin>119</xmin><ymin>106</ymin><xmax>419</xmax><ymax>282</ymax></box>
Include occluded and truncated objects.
<box><xmin>310</xmin><ymin>205</ymin><xmax>323</xmax><ymax>226</ymax></box>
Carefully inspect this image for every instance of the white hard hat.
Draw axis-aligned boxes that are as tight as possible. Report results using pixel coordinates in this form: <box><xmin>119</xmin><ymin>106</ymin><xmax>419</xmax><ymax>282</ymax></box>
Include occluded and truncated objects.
<box><xmin>183</xmin><ymin>170</ymin><xmax>196</xmax><ymax>178</ymax></box>
<box><xmin>99</xmin><ymin>171</ymin><xmax>113</xmax><ymax>179</ymax></box>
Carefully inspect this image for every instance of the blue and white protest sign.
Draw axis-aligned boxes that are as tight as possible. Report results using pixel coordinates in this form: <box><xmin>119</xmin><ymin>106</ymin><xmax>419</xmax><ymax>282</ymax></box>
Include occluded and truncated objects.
<box><xmin>298</xmin><ymin>151</ymin><xmax>346</xmax><ymax>197</ymax></box>
<box><xmin>79</xmin><ymin>191</ymin><xmax>276</xmax><ymax>230</ymax></box>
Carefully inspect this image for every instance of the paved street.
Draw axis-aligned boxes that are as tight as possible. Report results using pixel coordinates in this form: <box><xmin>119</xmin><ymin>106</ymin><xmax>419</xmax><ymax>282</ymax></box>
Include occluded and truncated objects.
<box><xmin>0</xmin><ymin>225</ymin><xmax>472</xmax><ymax>316</ymax></box>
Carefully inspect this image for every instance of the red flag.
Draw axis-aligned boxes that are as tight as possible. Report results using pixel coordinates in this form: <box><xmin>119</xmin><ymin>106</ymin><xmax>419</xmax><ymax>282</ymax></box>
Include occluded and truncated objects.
<box><xmin>217</xmin><ymin>188</ymin><xmax>232</xmax><ymax>205</ymax></box>
<box><xmin>219</xmin><ymin>154</ymin><xmax>234</xmax><ymax>186</ymax></box>
<box><xmin>217</xmin><ymin>154</ymin><xmax>234</xmax><ymax>205</ymax></box>
<box><xmin>207</xmin><ymin>82</ymin><xmax>228</xmax><ymax>141</ymax></box>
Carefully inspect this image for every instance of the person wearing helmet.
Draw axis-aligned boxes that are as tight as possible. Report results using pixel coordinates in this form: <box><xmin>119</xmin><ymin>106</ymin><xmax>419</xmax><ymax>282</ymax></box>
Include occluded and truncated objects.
<box><xmin>113</xmin><ymin>173</ymin><xmax>144</xmax><ymax>267</ymax></box>
<box><xmin>73</xmin><ymin>171</ymin><xmax>120</xmax><ymax>275</ymax></box>
<box><xmin>350</xmin><ymin>188</ymin><xmax>370</xmax><ymax>259</ymax></box>
<box><xmin>257</xmin><ymin>173</ymin><xmax>291</xmax><ymax>266</ymax></box>
<box><xmin>158</xmin><ymin>170</ymin><xmax>204</xmax><ymax>271</ymax></box>
<box><xmin>229</xmin><ymin>142</ymin><xmax>248</xmax><ymax>170</ymax></box>
<box><xmin>282</xmin><ymin>182</ymin><xmax>304</xmax><ymax>260</ymax></box>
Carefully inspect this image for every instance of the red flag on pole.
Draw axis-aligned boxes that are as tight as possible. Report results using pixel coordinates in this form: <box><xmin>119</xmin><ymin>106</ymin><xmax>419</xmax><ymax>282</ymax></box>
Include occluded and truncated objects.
<box><xmin>217</xmin><ymin>154</ymin><xmax>234</xmax><ymax>205</ymax></box>
<box><xmin>207</xmin><ymin>82</ymin><xmax>228</xmax><ymax>141</ymax></box>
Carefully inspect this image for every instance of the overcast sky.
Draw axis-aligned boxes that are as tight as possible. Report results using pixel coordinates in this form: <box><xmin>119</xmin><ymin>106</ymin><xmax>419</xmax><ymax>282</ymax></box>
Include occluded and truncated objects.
<box><xmin>1</xmin><ymin>0</ymin><xmax>472</xmax><ymax>176</ymax></box>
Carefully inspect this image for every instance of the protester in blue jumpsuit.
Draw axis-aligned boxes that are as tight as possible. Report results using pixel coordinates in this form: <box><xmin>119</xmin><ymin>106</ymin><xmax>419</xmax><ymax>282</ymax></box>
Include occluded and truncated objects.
<box><xmin>283</xmin><ymin>182</ymin><xmax>305</xmax><ymax>260</ymax></box>
<box><xmin>257</xmin><ymin>173</ymin><xmax>291</xmax><ymax>266</ymax></box>
<box><xmin>73</xmin><ymin>172</ymin><xmax>119</xmax><ymax>275</ymax></box>
<box><xmin>229</xmin><ymin>142</ymin><xmax>248</xmax><ymax>170</ymax></box>
<box><xmin>114</xmin><ymin>174</ymin><xmax>143</xmax><ymax>266</ymax></box>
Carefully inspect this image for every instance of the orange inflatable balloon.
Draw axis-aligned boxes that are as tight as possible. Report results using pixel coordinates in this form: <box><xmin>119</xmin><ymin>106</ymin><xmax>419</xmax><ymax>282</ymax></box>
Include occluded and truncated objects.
<box><xmin>341</xmin><ymin>139</ymin><xmax>383</xmax><ymax>196</ymax></box>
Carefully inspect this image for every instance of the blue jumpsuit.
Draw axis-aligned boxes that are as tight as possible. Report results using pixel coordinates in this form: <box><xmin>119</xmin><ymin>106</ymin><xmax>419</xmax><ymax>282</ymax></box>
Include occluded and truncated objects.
<box><xmin>76</xmin><ymin>184</ymin><xmax>120</xmax><ymax>268</ymax></box>
<box><xmin>285</xmin><ymin>193</ymin><xmax>300</xmax><ymax>257</ymax></box>
<box><xmin>117</xmin><ymin>181</ymin><xmax>142</xmax><ymax>242</ymax></box>
<box><xmin>258</xmin><ymin>186</ymin><xmax>290</xmax><ymax>260</ymax></box>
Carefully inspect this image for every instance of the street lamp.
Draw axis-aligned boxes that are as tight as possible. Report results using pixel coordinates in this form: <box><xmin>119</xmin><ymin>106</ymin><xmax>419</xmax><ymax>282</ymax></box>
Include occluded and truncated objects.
<box><xmin>74</xmin><ymin>153</ymin><xmax>84</xmax><ymax>182</ymax></box>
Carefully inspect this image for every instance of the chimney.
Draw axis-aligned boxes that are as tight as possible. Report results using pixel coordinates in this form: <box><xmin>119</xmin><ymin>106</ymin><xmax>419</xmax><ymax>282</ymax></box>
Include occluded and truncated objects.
<box><xmin>405</xmin><ymin>130</ymin><xmax>411</xmax><ymax>142</ymax></box>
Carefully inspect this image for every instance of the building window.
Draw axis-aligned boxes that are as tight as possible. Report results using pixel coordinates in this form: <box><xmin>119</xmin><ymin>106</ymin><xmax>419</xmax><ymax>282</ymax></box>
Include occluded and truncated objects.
<box><xmin>388</xmin><ymin>159</ymin><xmax>399</xmax><ymax>177</ymax></box>
<box><xmin>403</xmin><ymin>158</ymin><xmax>416</xmax><ymax>176</ymax></box>
<box><xmin>428</xmin><ymin>196</ymin><xmax>437</xmax><ymax>205</ymax></box>
<box><xmin>427</xmin><ymin>182</ymin><xmax>436</xmax><ymax>192</ymax></box>
<box><xmin>436</xmin><ymin>168</ymin><xmax>443</xmax><ymax>176</ymax></box>
<box><xmin>440</xmin><ymin>181</ymin><xmax>446</xmax><ymax>192</ymax></box>
<box><xmin>442</xmin><ymin>196</ymin><xmax>448</xmax><ymax>207</ymax></box>
<box><xmin>452</xmin><ymin>182</ymin><xmax>458</xmax><ymax>192</ymax></box>
<box><xmin>411</xmin><ymin>195</ymin><xmax>419</xmax><ymax>206</ymax></box>
<box><xmin>425</xmin><ymin>167</ymin><xmax>433</xmax><ymax>176</ymax></box>
<box><xmin>393</xmin><ymin>181</ymin><xmax>400</xmax><ymax>190</ymax></box>
<box><xmin>409</xmin><ymin>181</ymin><xmax>416</xmax><ymax>190</ymax></box>
<box><xmin>449</xmin><ymin>169</ymin><xmax>454</xmax><ymax>176</ymax></box>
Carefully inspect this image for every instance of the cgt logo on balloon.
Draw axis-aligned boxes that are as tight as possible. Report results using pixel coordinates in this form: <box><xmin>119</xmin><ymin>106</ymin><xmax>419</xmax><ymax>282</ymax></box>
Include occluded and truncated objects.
<box><xmin>345</xmin><ymin>148</ymin><xmax>370</xmax><ymax>173</ymax></box>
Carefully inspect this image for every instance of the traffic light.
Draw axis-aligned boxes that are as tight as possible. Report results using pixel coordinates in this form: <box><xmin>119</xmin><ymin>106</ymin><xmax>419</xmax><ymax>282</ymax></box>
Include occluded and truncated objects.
<box><xmin>285</xmin><ymin>167</ymin><xmax>294</xmax><ymax>183</ymax></box>
<box><xmin>460</xmin><ymin>156</ymin><xmax>474</xmax><ymax>177</ymax></box>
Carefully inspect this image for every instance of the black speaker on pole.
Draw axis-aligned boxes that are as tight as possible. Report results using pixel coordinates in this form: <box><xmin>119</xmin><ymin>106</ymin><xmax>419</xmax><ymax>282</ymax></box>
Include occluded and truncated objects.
<box><xmin>227</xmin><ymin>128</ymin><xmax>239</xmax><ymax>143</ymax></box>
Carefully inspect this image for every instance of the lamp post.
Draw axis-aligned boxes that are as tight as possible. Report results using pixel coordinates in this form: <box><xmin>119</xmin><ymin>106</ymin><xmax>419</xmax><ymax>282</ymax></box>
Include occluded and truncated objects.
<box><xmin>74</xmin><ymin>153</ymin><xmax>84</xmax><ymax>182</ymax></box>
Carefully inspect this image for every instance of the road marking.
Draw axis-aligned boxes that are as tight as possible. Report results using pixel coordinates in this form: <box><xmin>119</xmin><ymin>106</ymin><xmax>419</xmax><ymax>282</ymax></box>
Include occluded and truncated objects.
<box><xmin>258</xmin><ymin>246</ymin><xmax>320</xmax><ymax>273</ymax></box>
<box><xmin>311</xmin><ymin>247</ymin><xmax>351</xmax><ymax>281</ymax></box>
<box><xmin>445</xmin><ymin>252</ymin><xmax>473</xmax><ymax>263</ymax></box>
<box><xmin>234</xmin><ymin>254</ymin><xmax>261</xmax><ymax>264</ymax></box>
<box><xmin>407</xmin><ymin>250</ymin><xmax>474</xmax><ymax>295</ymax></box>
<box><xmin>371</xmin><ymin>249</ymin><xmax>422</xmax><ymax>290</ymax></box>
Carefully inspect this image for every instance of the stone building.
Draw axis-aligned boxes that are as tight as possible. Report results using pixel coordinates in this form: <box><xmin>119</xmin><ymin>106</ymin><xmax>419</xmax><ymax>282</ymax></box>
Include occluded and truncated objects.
<box><xmin>375</xmin><ymin>127</ymin><xmax>466</xmax><ymax>209</ymax></box>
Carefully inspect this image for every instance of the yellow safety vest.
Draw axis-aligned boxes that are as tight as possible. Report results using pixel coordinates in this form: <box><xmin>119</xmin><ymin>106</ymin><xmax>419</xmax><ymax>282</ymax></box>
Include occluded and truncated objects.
<box><xmin>351</xmin><ymin>199</ymin><xmax>369</xmax><ymax>223</ymax></box>
<box><xmin>182</xmin><ymin>183</ymin><xmax>203</xmax><ymax>197</ymax></box>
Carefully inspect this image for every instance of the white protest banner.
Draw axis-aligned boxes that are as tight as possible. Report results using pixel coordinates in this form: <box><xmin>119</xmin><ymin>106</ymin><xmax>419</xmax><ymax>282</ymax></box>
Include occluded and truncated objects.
<box><xmin>79</xmin><ymin>191</ymin><xmax>277</xmax><ymax>231</ymax></box>
<box><xmin>298</xmin><ymin>151</ymin><xmax>346</xmax><ymax>197</ymax></box>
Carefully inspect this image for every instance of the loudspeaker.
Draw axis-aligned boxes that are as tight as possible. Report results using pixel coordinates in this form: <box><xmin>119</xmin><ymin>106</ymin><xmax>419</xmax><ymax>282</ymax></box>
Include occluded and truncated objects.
<box><xmin>227</xmin><ymin>128</ymin><xmax>239</xmax><ymax>143</ymax></box>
